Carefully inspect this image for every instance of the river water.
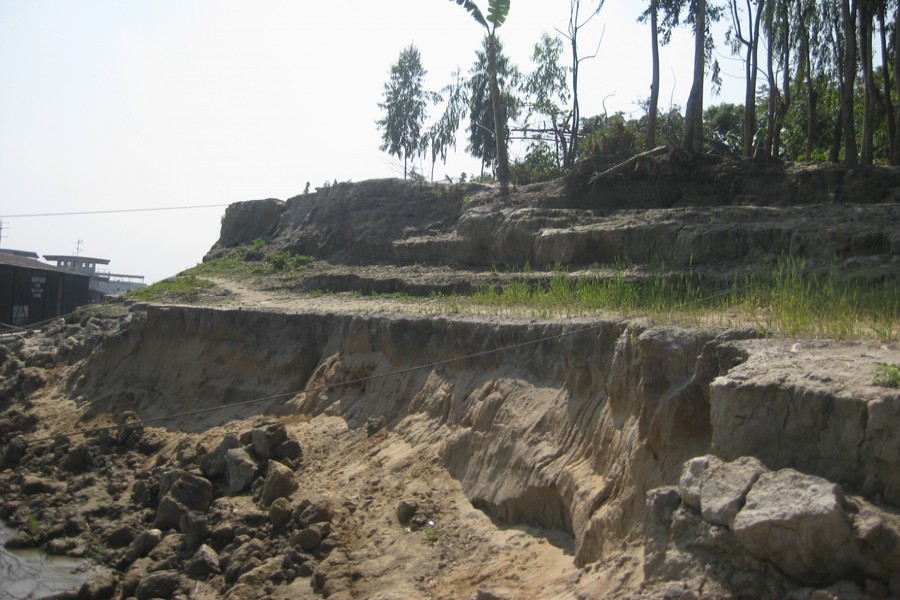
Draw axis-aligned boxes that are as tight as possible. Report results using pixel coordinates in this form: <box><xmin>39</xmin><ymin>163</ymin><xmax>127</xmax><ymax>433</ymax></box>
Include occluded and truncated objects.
<box><xmin>0</xmin><ymin>521</ymin><xmax>97</xmax><ymax>599</ymax></box>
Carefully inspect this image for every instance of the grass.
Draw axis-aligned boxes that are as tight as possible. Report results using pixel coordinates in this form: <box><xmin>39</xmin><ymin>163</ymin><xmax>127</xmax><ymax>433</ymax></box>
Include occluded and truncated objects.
<box><xmin>129</xmin><ymin>241</ymin><xmax>314</xmax><ymax>302</ymax></box>
<box><xmin>461</xmin><ymin>259</ymin><xmax>898</xmax><ymax>341</ymax></box>
<box><xmin>874</xmin><ymin>363</ymin><xmax>900</xmax><ymax>388</ymax></box>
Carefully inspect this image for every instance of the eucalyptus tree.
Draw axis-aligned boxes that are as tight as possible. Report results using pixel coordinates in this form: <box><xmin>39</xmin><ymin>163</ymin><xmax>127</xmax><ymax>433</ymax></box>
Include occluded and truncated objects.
<box><xmin>426</xmin><ymin>70</ymin><xmax>469</xmax><ymax>181</ymax></box>
<box><xmin>726</xmin><ymin>0</ymin><xmax>764</xmax><ymax>157</ymax></box>
<box><xmin>840</xmin><ymin>0</ymin><xmax>858</xmax><ymax>165</ymax></box>
<box><xmin>874</xmin><ymin>0</ymin><xmax>896</xmax><ymax>162</ymax></box>
<box><xmin>683</xmin><ymin>0</ymin><xmax>714</xmax><ymax>155</ymax></box>
<box><xmin>377</xmin><ymin>44</ymin><xmax>430</xmax><ymax>179</ymax></box>
<box><xmin>556</xmin><ymin>0</ymin><xmax>605</xmax><ymax>166</ymax></box>
<box><xmin>640</xmin><ymin>0</ymin><xmax>687</xmax><ymax>149</ymax></box>
<box><xmin>448</xmin><ymin>0</ymin><xmax>512</xmax><ymax>190</ymax></box>
<box><xmin>523</xmin><ymin>33</ymin><xmax>571</xmax><ymax>167</ymax></box>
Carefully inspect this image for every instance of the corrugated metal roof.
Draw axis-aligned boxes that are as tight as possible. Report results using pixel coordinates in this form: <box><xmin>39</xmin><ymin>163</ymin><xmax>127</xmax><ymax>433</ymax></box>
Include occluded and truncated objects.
<box><xmin>0</xmin><ymin>253</ymin><xmax>90</xmax><ymax>277</ymax></box>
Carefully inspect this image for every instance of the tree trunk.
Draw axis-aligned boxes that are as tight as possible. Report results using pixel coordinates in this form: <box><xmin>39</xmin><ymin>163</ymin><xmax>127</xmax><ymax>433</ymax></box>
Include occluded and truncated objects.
<box><xmin>841</xmin><ymin>0</ymin><xmax>858</xmax><ymax>166</ymax></box>
<box><xmin>742</xmin><ymin>1</ymin><xmax>763</xmax><ymax>158</ymax></box>
<box><xmin>895</xmin><ymin>6</ymin><xmax>900</xmax><ymax>165</ymax></box>
<box><xmin>859</xmin><ymin>4</ymin><xmax>875</xmax><ymax>165</ymax></box>
<box><xmin>878</xmin><ymin>6</ymin><xmax>896</xmax><ymax>164</ymax></box>
<box><xmin>568</xmin><ymin>24</ymin><xmax>581</xmax><ymax>166</ymax></box>
<box><xmin>647</xmin><ymin>0</ymin><xmax>660</xmax><ymax>150</ymax></box>
<box><xmin>764</xmin><ymin>0</ymin><xmax>777</xmax><ymax>158</ymax></box>
<box><xmin>683</xmin><ymin>0</ymin><xmax>707</xmax><ymax>156</ymax></box>
<box><xmin>774</xmin><ymin>0</ymin><xmax>791</xmax><ymax>159</ymax></box>
<box><xmin>487</xmin><ymin>32</ymin><xmax>510</xmax><ymax>191</ymax></box>
<box><xmin>797</xmin><ymin>0</ymin><xmax>814</xmax><ymax>161</ymax></box>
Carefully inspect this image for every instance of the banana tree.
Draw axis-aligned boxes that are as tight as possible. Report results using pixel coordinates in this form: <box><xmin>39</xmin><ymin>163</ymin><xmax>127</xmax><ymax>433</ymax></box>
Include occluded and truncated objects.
<box><xmin>450</xmin><ymin>0</ymin><xmax>512</xmax><ymax>190</ymax></box>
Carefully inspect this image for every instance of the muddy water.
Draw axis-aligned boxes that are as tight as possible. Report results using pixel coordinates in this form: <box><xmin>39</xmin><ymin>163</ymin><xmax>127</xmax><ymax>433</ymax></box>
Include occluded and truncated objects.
<box><xmin>0</xmin><ymin>521</ymin><xmax>96</xmax><ymax>599</ymax></box>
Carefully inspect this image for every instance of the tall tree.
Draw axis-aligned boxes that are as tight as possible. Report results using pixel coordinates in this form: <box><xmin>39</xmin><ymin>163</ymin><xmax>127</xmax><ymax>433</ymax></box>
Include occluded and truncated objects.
<box><xmin>377</xmin><ymin>45</ymin><xmax>429</xmax><ymax>179</ymax></box>
<box><xmin>645</xmin><ymin>0</ymin><xmax>662</xmax><ymax>149</ymax></box>
<box><xmin>557</xmin><ymin>0</ymin><xmax>605</xmax><ymax>166</ymax></box>
<box><xmin>427</xmin><ymin>69</ymin><xmax>469</xmax><ymax>181</ymax></box>
<box><xmin>523</xmin><ymin>33</ymin><xmax>571</xmax><ymax>167</ymax></box>
<box><xmin>795</xmin><ymin>0</ymin><xmax>816</xmax><ymax>160</ymax></box>
<box><xmin>468</xmin><ymin>36</ymin><xmax>520</xmax><ymax>175</ymax></box>
<box><xmin>875</xmin><ymin>1</ymin><xmax>896</xmax><ymax>163</ymax></box>
<box><xmin>449</xmin><ymin>0</ymin><xmax>513</xmax><ymax>190</ymax></box>
<box><xmin>726</xmin><ymin>0</ymin><xmax>765</xmax><ymax>157</ymax></box>
<box><xmin>683</xmin><ymin>0</ymin><xmax>709</xmax><ymax>155</ymax></box>
<box><xmin>841</xmin><ymin>0</ymin><xmax>859</xmax><ymax>165</ymax></box>
<box><xmin>859</xmin><ymin>0</ymin><xmax>877</xmax><ymax>164</ymax></box>
<box><xmin>894</xmin><ymin>1</ymin><xmax>900</xmax><ymax>163</ymax></box>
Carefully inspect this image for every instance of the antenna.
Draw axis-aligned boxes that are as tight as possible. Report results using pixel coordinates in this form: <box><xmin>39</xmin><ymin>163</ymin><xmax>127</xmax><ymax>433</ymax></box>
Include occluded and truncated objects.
<box><xmin>0</xmin><ymin>220</ymin><xmax>5</xmax><ymax>245</ymax></box>
<box><xmin>75</xmin><ymin>239</ymin><xmax>83</xmax><ymax>257</ymax></box>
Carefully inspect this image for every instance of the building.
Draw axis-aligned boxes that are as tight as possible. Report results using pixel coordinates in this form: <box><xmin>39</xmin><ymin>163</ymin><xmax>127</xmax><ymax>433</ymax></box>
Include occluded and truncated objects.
<box><xmin>43</xmin><ymin>255</ymin><xmax>146</xmax><ymax>301</ymax></box>
<box><xmin>0</xmin><ymin>250</ymin><xmax>91</xmax><ymax>328</ymax></box>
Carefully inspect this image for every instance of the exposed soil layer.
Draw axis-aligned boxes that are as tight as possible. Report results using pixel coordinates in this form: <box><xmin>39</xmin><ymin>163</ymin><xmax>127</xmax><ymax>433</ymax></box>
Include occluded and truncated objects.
<box><xmin>2</xmin><ymin>161</ymin><xmax>900</xmax><ymax>599</ymax></box>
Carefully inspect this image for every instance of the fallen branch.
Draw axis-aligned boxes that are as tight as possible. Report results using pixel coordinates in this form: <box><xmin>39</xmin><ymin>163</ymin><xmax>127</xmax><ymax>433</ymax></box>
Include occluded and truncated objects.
<box><xmin>589</xmin><ymin>146</ymin><xmax>669</xmax><ymax>184</ymax></box>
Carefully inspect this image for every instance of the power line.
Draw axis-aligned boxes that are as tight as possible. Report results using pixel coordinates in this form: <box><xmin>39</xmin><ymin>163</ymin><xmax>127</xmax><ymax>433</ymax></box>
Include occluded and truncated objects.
<box><xmin>0</xmin><ymin>204</ymin><xmax>229</xmax><ymax>219</ymax></box>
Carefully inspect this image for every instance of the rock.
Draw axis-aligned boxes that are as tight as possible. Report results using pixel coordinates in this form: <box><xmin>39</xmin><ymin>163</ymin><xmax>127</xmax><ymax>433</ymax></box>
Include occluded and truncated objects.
<box><xmin>297</xmin><ymin>502</ymin><xmax>331</xmax><ymax>526</ymax></box>
<box><xmin>250</xmin><ymin>423</ymin><xmax>287</xmax><ymax>460</ymax></box>
<box><xmin>63</xmin><ymin>444</ymin><xmax>94</xmax><ymax>473</ymax></box>
<box><xmin>732</xmin><ymin>469</ymin><xmax>858</xmax><ymax>585</ymax></box>
<box><xmin>180</xmin><ymin>512</ymin><xmax>209</xmax><ymax>552</ymax></box>
<box><xmin>186</xmin><ymin>544</ymin><xmax>221</xmax><ymax>580</ymax></box>
<box><xmin>116</xmin><ymin>412</ymin><xmax>144</xmax><ymax>449</ymax></box>
<box><xmin>22</xmin><ymin>475</ymin><xmax>63</xmax><ymax>495</ymax></box>
<box><xmin>134</xmin><ymin>570</ymin><xmax>183</xmax><ymax>600</ymax></box>
<box><xmin>291</xmin><ymin>527</ymin><xmax>322</xmax><ymax>552</ymax></box>
<box><xmin>678</xmin><ymin>455</ymin><xmax>720</xmax><ymax>510</ymax></box>
<box><xmin>123</xmin><ymin>529</ymin><xmax>163</xmax><ymax>564</ymax></box>
<box><xmin>260</xmin><ymin>460</ymin><xmax>297</xmax><ymax>506</ymax></box>
<box><xmin>155</xmin><ymin>471</ymin><xmax>213</xmax><ymax>529</ymax></box>
<box><xmin>699</xmin><ymin>456</ymin><xmax>766</xmax><ymax>527</ymax></box>
<box><xmin>155</xmin><ymin>494</ymin><xmax>189</xmax><ymax>530</ymax></box>
<box><xmin>366</xmin><ymin>416</ymin><xmax>386</xmax><ymax>436</ymax></box>
<box><xmin>199</xmin><ymin>434</ymin><xmax>240</xmax><ymax>478</ymax></box>
<box><xmin>396</xmin><ymin>500</ymin><xmax>417</xmax><ymax>525</ymax></box>
<box><xmin>104</xmin><ymin>524</ymin><xmax>134</xmax><ymax>548</ymax></box>
<box><xmin>4</xmin><ymin>530</ymin><xmax>37</xmax><ymax>548</ymax></box>
<box><xmin>269</xmin><ymin>497</ymin><xmax>292</xmax><ymax>529</ymax></box>
<box><xmin>159</xmin><ymin>470</ymin><xmax>214</xmax><ymax>513</ymax></box>
<box><xmin>120</xmin><ymin>557</ymin><xmax>152</xmax><ymax>598</ymax></box>
<box><xmin>1</xmin><ymin>435</ymin><xmax>28</xmax><ymax>469</ymax></box>
<box><xmin>77</xmin><ymin>570</ymin><xmax>117</xmax><ymax>600</ymax></box>
<box><xmin>225</xmin><ymin>448</ymin><xmax>259</xmax><ymax>494</ymax></box>
<box><xmin>275</xmin><ymin>439</ymin><xmax>302</xmax><ymax>462</ymax></box>
<box><xmin>210</xmin><ymin>523</ymin><xmax>235</xmax><ymax>550</ymax></box>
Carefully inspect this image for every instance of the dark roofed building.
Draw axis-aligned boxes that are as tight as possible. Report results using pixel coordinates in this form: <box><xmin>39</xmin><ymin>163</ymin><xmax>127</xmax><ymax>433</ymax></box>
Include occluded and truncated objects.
<box><xmin>0</xmin><ymin>252</ymin><xmax>91</xmax><ymax>328</ymax></box>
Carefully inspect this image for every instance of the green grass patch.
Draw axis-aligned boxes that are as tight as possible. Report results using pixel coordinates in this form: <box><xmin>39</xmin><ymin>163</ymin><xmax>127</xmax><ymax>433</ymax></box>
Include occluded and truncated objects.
<box><xmin>128</xmin><ymin>274</ymin><xmax>216</xmax><ymax>303</ymax></box>
<box><xmin>874</xmin><ymin>363</ymin><xmax>900</xmax><ymax>388</ymax></box>
<box><xmin>465</xmin><ymin>259</ymin><xmax>898</xmax><ymax>340</ymax></box>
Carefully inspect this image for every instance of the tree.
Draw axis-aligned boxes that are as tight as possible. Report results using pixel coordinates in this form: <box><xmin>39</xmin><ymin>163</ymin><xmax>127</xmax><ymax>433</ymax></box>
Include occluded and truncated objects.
<box><xmin>683</xmin><ymin>0</ymin><xmax>709</xmax><ymax>155</ymax></box>
<box><xmin>726</xmin><ymin>0</ymin><xmax>764</xmax><ymax>157</ymax></box>
<box><xmin>377</xmin><ymin>45</ymin><xmax>430</xmax><ymax>179</ymax></box>
<box><xmin>426</xmin><ymin>69</ymin><xmax>469</xmax><ymax>180</ymax></box>
<box><xmin>840</xmin><ymin>0</ymin><xmax>858</xmax><ymax>165</ymax></box>
<box><xmin>468</xmin><ymin>36</ymin><xmax>520</xmax><ymax>174</ymax></box>
<box><xmin>523</xmin><ymin>33</ymin><xmax>570</xmax><ymax>168</ymax></box>
<box><xmin>448</xmin><ymin>0</ymin><xmax>513</xmax><ymax>191</ymax></box>
<box><xmin>557</xmin><ymin>0</ymin><xmax>605</xmax><ymax>166</ymax></box>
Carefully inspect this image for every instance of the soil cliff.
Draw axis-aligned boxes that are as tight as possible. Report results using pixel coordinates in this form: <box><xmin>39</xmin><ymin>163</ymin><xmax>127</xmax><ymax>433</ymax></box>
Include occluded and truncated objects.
<box><xmin>1</xmin><ymin>159</ymin><xmax>899</xmax><ymax>599</ymax></box>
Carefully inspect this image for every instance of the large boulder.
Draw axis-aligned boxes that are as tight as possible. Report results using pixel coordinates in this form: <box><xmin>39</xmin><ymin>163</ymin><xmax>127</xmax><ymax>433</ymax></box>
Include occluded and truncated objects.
<box><xmin>260</xmin><ymin>460</ymin><xmax>297</xmax><ymax>507</ymax></box>
<box><xmin>225</xmin><ymin>448</ymin><xmax>259</xmax><ymax>494</ymax></box>
<box><xmin>199</xmin><ymin>434</ymin><xmax>240</xmax><ymax>478</ymax></box>
<box><xmin>732</xmin><ymin>469</ymin><xmax>859</xmax><ymax>585</ymax></box>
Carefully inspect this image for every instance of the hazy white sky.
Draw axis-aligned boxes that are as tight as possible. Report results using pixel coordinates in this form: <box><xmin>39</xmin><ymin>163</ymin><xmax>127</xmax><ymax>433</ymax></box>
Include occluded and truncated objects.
<box><xmin>0</xmin><ymin>1</ymin><xmax>742</xmax><ymax>283</ymax></box>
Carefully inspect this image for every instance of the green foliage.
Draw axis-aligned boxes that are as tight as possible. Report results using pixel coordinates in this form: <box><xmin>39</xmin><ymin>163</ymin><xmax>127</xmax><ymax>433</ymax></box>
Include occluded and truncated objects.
<box><xmin>874</xmin><ymin>363</ymin><xmax>900</xmax><ymax>388</ymax></box>
<box><xmin>582</xmin><ymin>113</ymin><xmax>640</xmax><ymax>162</ymax></box>
<box><xmin>704</xmin><ymin>102</ymin><xmax>744</xmax><ymax>155</ymax></box>
<box><xmin>128</xmin><ymin>274</ymin><xmax>216</xmax><ymax>303</ymax></box>
<box><xmin>377</xmin><ymin>44</ymin><xmax>430</xmax><ymax>178</ymax></box>
<box><xmin>468</xmin><ymin>36</ymin><xmax>520</xmax><ymax>172</ymax></box>
<box><xmin>510</xmin><ymin>142</ymin><xmax>563</xmax><ymax>184</ymax></box>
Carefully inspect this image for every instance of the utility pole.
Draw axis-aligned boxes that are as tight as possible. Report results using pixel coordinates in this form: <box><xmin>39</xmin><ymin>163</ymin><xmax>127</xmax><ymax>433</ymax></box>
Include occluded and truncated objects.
<box><xmin>75</xmin><ymin>239</ymin><xmax>83</xmax><ymax>257</ymax></box>
<box><xmin>0</xmin><ymin>220</ymin><xmax>6</xmax><ymax>246</ymax></box>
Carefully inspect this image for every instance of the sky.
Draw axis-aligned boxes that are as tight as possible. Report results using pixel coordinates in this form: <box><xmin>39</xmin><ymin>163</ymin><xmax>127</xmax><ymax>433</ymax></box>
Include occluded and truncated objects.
<box><xmin>0</xmin><ymin>1</ymin><xmax>745</xmax><ymax>283</ymax></box>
